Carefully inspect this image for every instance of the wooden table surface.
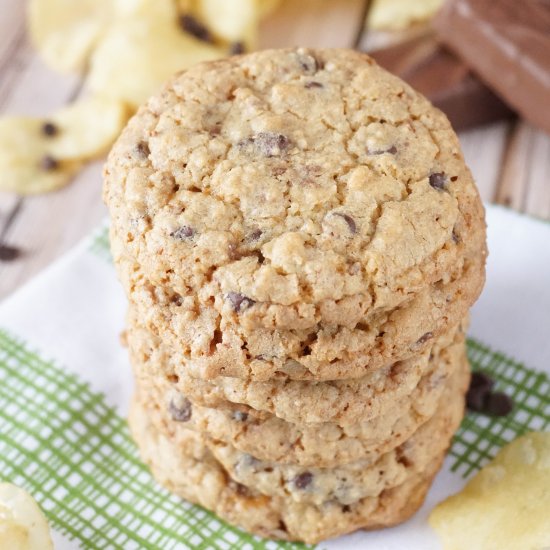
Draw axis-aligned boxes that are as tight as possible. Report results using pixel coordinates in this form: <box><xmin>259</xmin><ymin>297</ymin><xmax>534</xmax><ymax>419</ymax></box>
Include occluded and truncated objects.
<box><xmin>1</xmin><ymin>0</ymin><xmax>549</xmax><ymax>300</ymax></box>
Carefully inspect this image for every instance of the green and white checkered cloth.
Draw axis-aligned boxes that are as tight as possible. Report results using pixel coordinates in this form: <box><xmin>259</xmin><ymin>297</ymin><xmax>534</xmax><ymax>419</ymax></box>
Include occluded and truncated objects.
<box><xmin>0</xmin><ymin>204</ymin><xmax>548</xmax><ymax>550</ymax></box>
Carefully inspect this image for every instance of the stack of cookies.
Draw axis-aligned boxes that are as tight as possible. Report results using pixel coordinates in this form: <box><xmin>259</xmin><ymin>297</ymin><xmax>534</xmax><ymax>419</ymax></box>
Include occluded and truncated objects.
<box><xmin>104</xmin><ymin>48</ymin><xmax>487</xmax><ymax>544</ymax></box>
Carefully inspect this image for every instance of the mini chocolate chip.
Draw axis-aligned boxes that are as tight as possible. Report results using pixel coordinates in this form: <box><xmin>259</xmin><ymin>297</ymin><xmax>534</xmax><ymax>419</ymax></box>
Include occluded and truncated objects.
<box><xmin>232</xmin><ymin>482</ymin><xmax>250</xmax><ymax>496</ymax></box>
<box><xmin>429</xmin><ymin>172</ymin><xmax>447</xmax><ymax>191</ymax></box>
<box><xmin>170</xmin><ymin>294</ymin><xmax>184</xmax><ymax>306</ymax></box>
<box><xmin>246</xmin><ymin>229</ymin><xmax>262</xmax><ymax>242</ymax></box>
<box><xmin>135</xmin><ymin>141</ymin><xmax>150</xmax><ymax>158</ymax></box>
<box><xmin>170</xmin><ymin>225</ymin><xmax>195</xmax><ymax>240</ymax></box>
<box><xmin>485</xmin><ymin>392</ymin><xmax>514</xmax><ymax>417</ymax></box>
<box><xmin>416</xmin><ymin>332</ymin><xmax>433</xmax><ymax>345</ymax></box>
<box><xmin>227</xmin><ymin>292</ymin><xmax>255</xmax><ymax>313</ymax></box>
<box><xmin>41</xmin><ymin>122</ymin><xmax>58</xmax><ymax>137</ymax></box>
<box><xmin>229</xmin><ymin>41</ymin><xmax>245</xmax><ymax>55</ymax></box>
<box><xmin>334</xmin><ymin>213</ymin><xmax>357</xmax><ymax>234</ymax></box>
<box><xmin>305</xmin><ymin>81</ymin><xmax>323</xmax><ymax>89</ymax></box>
<box><xmin>295</xmin><ymin>52</ymin><xmax>321</xmax><ymax>73</ymax></box>
<box><xmin>241</xmin><ymin>132</ymin><xmax>291</xmax><ymax>157</ymax></box>
<box><xmin>169</xmin><ymin>397</ymin><xmax>192</xmax><ymax>422</ymax></box>
<box><xmin>233</xmin><ymin>411</ymin><xmax>249</xmax><ymax>422</ymax></box>
<box><xmin>342</xmin><ymin>505</ymin><xmax>351</xmax><ymax>513</ymax></box>
<box><xmin>39</xmin><ymin>155</ymin><xmax>59</xmax><ymax>171</ymax></box>
<box><xmin>368</xmin><ymin>145</ymin><xmax>397</xmax><ymax>155</ymax></box>
<box><xmin>179</xmin><ymin>14</ymin><xmax>212</xmax><ymax>42</ymax></box>
<box><xmin>470</xmin><ymin>371</ymin><xmax>495</xmax><ymax>391</ymax></box>
<box><xmin>466</xmin><ymin>385</ymin><xmax>489</xmax><ymax>412</ymax></box>
<box><xmin>0</xmin><ymin>243</ymin><xmax>21</xmax><ymax>262</ymax></box>
<box><xmin>293</xmin><ymin>472</ymin><xmax>313</xmax><ymax>490</ymax></box>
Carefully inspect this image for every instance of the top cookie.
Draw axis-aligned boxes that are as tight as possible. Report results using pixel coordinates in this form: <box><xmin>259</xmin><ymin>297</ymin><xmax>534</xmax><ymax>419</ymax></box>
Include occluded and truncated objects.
<box><xmin>104</xmin><ymin>48</ymin><xmax>486</xmax><ymax>333</ymax></box>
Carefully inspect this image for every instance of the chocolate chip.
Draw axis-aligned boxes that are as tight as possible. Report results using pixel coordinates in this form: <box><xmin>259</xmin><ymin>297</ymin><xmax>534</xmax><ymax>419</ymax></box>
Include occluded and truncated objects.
<box><xmin>227</xmin><ymin>292</ymin><xmax>255</xmax><ymax>313</ymax></box>
<box><xmin>170</xmin><ymin>225</ymin><xmax>195</xmax><ymax>240</ymax></box>
<box><xmin>246</xmin><ymin>229</ymin><xmax>262</xmax><ymax>242</ymax></box>
<box><xmin>179</xmin><ymin>14</ymin><xmax>212</xmax><ymax>42</ymax></box>
<box><xmin>470</xmin><ymin>371</ymin><xmax>495</xmax><ymax>391</ymax></box>
<box><xmin>0</xmin><ymin>243</ymin><xmax>21</xmax><ymax>262</ymax></box>
<box><xmin>135</xmin><ymin>141</ymin><xmax>150</xmax><ymax>158</ymax></box>
<box><xmin>39</xmin><ymin>155</ymin><xmax>59</xmax><ymax>171</ymax></box>
<box><xmin>485</xmin><ymin>392</ymin><xmax>514</xmax><ymax>417</ymax></box>
<box><xmin>229</xmin><ymin>41</ymin><xmax>245</xmax><ymax>55</ymax></box>
<box><xmin>416</xmin><ymin>332</ymin><xmax>433</xmax><ymax>345</ymax></box>
<box><xmin>233</xmin><ymin>411</ymin><xmax>249</xmax><ymax>422</ymax></box>
<box><xmin>295</xmin><ymin>52</ymin><xmax>321</xmax><ymax>73</ymax></box>
<box><xmin>467</xmin><ymin>372</ymin><xmax>513</xmax><ymax>416</ymax></box>
<box><xmin>342</xmin><ymin>505</ymin><xmax>351</xmax><ymax>513</ymax></box>
<box><xmin>368</xmin><ymin>145</ymin><xmax>397</xmax><ymax>155</ymax></box>
<box><xmin>466</xmin><ymin>385</ymin><xmax>489</xmax><ymax>412</ymax></box>
<box><xmin>232</xmin><ymin>482</ymin><xmax>250</xmax><ymax>496</ymax></box>
<box><xmin>170</xmin><ymin>294</ymin><xmax>184</xmax><ymax>306</ymax></box>
<box><xmin>241</xmin><ymin>132</ymin><xmax>291</xmax><ymax>158</ymax></box>
<box><xmin>334</xmin><ymin>213</ymin><xmax>357</xmax><ymax>234</ymax></box>
<box><xmin>305</xmin><ymin>81</ymin><xmax>323</xmax><ymax>89</ymax></box>
<box><xmin>429</xmin><ymin>172</ymin><xmax>447</xmax><ymax>191</ymax></box>
<box><xmin>169</xmin><ymin>396</ymin><xmax>192</xmax><ymax>422</ymax></box>
<box><xmin>41</xmin><ymin>122</ymin><xmax>58</xmax><ymax>137</ymax></box>
<box><xmin>293</xmin><ymin>472</ymin><xmax>313</xmax><ymax>490</ymax></box>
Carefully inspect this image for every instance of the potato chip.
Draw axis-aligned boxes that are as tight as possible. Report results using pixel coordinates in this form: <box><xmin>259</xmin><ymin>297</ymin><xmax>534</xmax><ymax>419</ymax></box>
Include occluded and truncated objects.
<box><xmin>429</xmin><ymin>432</ymin><xmax>550</xmax><ymax>550</ymax></box>
<box><xmin>28</xmin><ymin>0</ymin><xmax>112</xmax><ymax>72</ymax></box>
<box><xmin>0</xmin><ymin>97</ymin><xmax>126</xmax><ymax>194</ymax></box>
<box><xmin>0</xmin><ymin>118</ymin><xmax>82</xmax><ymax>194</ymax></box>
<box><xmin>87</xmin><ymin>8</ymin><xmax>224</xmax><ymax>109</ymax></box>
<box><xmin>368</xmin><ymin>0</ymin><xmax>445</xmax><ymax>31</ymax></box>
<box><xmin>48</xmin><ymin>97</ymin><xmax>129</xmax><ymax>159</ymax></box>
<box><xmin>198</xmin><ymin>0</ymin><xmax>258</xmax><ymax>44</ymax></box>
<box><xmin>0</xmin><ymin>483</ymin><xmax>53</xmax><ymax>550</ymax></box>
<box><xmin>114</xmin><ymin>0</ymin><xmax>177</xmax><ymax>19</ymax></box>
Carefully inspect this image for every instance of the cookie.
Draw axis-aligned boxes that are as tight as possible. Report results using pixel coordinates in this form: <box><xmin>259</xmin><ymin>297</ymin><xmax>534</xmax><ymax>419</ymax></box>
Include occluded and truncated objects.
<box><xmin>129</xmin><ymin>394</ymin><xmax>446</xmax><ymax>543</ymax></box>
<box><xmin>132</xmin><ymin>341</ymin><xmax>470</xmax><ymax>467</ymax></box>
<box><xmin>104</xmin><ymin>47</ymin><xmax>486</xmax><ymax>339</ymax></box>
<box><xmin>122</xmin><ymin>251</ymin><xmax>482</xmax><ymax>381</ymax></box>
<box><xmin>128</xmin><ymin>311</ymin><xmax>465</xmax><ymax>425</ymax></box>
<box><xmin>138</xmin><ymin>370</ymin><xmax>465</xmax><ymax>507</ymax></box>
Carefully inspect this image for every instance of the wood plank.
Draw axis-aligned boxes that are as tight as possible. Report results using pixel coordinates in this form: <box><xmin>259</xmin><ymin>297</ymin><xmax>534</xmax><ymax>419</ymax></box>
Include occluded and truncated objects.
<box><xmin>0</xmin><ymin>162</ymin><xmax>106</xmax><ymax>299</ymax></box>
<box><xmin>0</xmin><ymin>0</ymin><xmax>26</xmax><ymax>69</ymax></box>
<box><xmin>260</xmin><ymin>0</ymin><xmax>368</xmax><ymax>49</ymax></box>
<box><xmin>458</xmin><ymin>121</ymin><xmax>510</xmax><ymax>203</ymax></box>
<box><xmin>0</xmin><ymin>34</ymin><xmax>85</xmax><ymax>299</ymax></box>
<box><xmin>524</xmin><ymin>128</ymin><xmax>550</xmax><ymax>220</ymax></box>
<box><xmin>495</xmin><ymin>122</ymin><xmax>534</xmax><ymax>210</ymax></box>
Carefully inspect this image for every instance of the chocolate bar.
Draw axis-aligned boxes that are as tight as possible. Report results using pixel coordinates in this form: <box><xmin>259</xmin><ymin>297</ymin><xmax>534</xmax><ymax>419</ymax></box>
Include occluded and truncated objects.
<box><xmin>370</xmin><ymin>34</ymin><xmax>514</xmax><ymax>131</ymax></box>
<box><xmin>434</xmin><ymin>0</ymin><xmax>550</xmax><ymax>134</ymax></box>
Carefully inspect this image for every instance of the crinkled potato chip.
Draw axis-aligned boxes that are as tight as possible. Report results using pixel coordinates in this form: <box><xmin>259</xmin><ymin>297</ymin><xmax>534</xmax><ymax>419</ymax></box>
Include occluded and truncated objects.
<box><xmin>429</xmin><ymin>432</ymin><xmax>550</xmax><ymax>550</ymax></box>
<box><xmin>87</xmin><ymin>4</ymin><xmax>224</xmax><ymax>109</ymax></box>
<box><xmin>198</xmin><ymin>0</ymin><xmax>259</xmax><ymax>44</ymax></box>
<box><xmin>0</xmin><ymin>483</ymin><xmax>54</xmax><ymax>550</ymax></box>
<box><xmin>0</xmin><ymin>117</ymin><xmax>82</xmax><ymax>194</ymax></box>
<box><xmin>0</xmin><ymin>97</ymin><xmax>127</xmax><ymax>194</ymax></box>
<box><xmin>48</xmin><ymin>97</ymin><xmax>128</xmax><ymax>159</ymax></box>
<box><xmin>28</xmin><ymin>0</ymin><xmax>112</xmax><ymax>72</ymax></box>
<box><xmin>368</xmin><ymin>0</ymin><xmax>444</xmax><ymax>30</ymax></box>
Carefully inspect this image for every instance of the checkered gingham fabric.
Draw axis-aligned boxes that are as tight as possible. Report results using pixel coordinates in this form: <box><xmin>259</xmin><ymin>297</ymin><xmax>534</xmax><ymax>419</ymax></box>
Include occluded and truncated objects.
<box><xmin>1</xmin><ymin>328</ymin><xmax>548</xmax><ymax>549</ymax></box>
<box><xmin>0</xmin><ymin>227</ymin><xmax>548</xmax><ymax>549</ymax></box>
<box><xmin>0</xmin><ymin>330</ymin><xmax>307</xmax><ymax>550</ymax></box>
